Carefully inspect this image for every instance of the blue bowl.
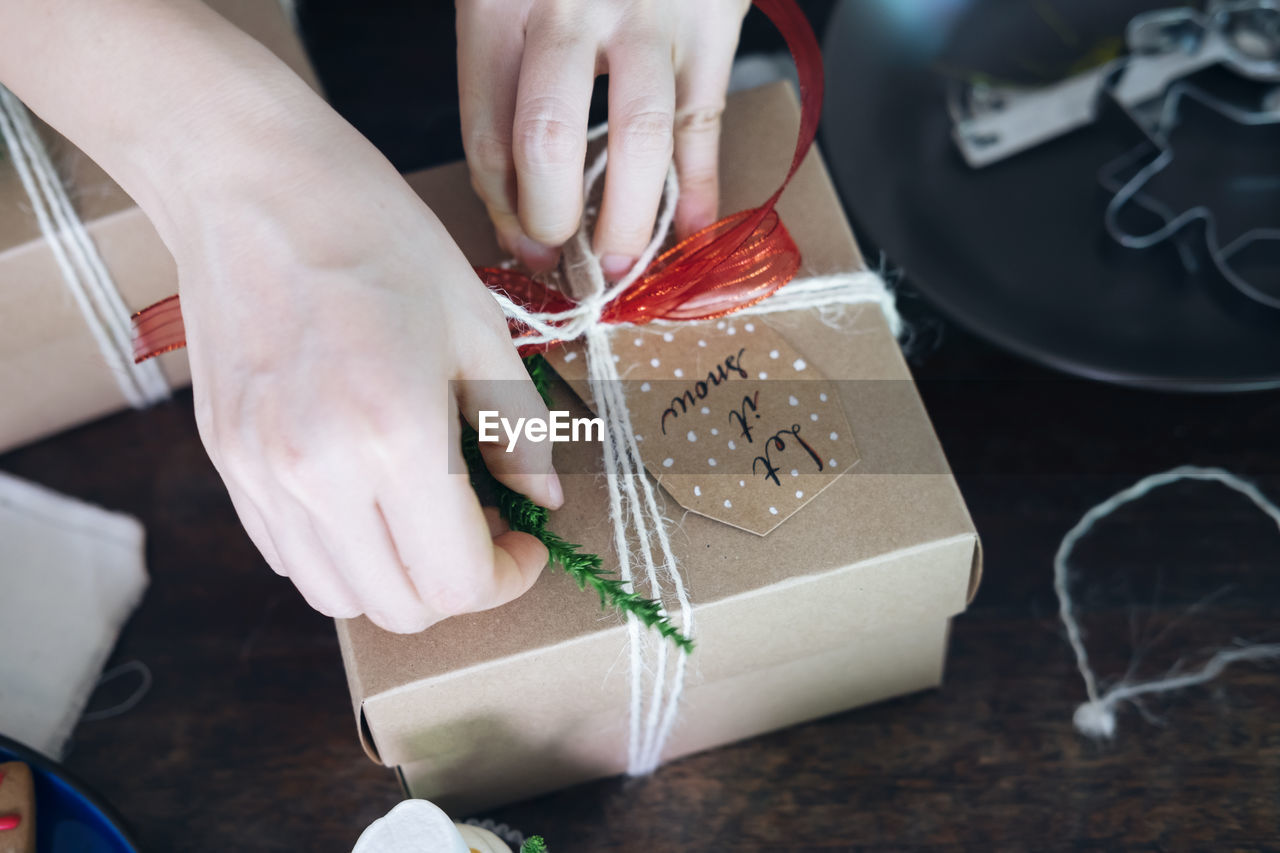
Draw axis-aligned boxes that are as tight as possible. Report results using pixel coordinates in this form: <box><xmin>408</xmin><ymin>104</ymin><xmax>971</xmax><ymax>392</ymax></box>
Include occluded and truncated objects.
<box><xmin>0</xmin><ymin>733</ymin><xmax>139</xmax><ymax>853</ymax></box>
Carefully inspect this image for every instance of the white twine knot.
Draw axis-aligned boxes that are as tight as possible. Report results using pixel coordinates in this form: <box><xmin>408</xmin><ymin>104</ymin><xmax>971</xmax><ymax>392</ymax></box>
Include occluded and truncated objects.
<box><xmin>488</xmin><ymin>124</ymin><xmax>899</xmax><ymax>775</ymax></box>
<box><xmin>1072</xmin><ymin>700</ymin><xmax>1117</xmax><ymax>739</ymax></box>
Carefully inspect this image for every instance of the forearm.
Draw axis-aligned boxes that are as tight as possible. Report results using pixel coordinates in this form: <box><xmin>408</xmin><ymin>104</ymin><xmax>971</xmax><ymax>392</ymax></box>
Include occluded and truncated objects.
<box><xmin>0</xmin><ymin>0</ymin><xmax>351</xmax><ymax>252</ymax></box>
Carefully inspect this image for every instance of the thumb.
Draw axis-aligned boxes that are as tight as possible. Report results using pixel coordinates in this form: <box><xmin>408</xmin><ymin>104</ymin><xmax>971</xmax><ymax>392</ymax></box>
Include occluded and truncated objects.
<box><xmin>453</xmin><ymin>334</ymin><xmax>564</xmax><ymax>511</ymax></box>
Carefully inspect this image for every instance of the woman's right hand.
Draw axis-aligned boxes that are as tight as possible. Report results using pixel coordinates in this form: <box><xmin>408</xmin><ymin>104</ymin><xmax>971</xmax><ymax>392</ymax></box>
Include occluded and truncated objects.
<box><xmin>172</xmin><ymin>102</ymin><xmax>561</xmax><ymax>631</ymax></box>
<box><xmin>1</xmin><ymin>0</ymin><xmax>560</xmax><ymax>633</ymax></box>
<box><xmin>163</xmin><ymin>76</ymin><xmax>561</xmax><ymax>633</ymax></box>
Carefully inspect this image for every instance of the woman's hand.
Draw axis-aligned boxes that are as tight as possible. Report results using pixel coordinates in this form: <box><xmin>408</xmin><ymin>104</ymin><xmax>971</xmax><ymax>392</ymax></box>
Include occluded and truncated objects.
<box><xmin>457</xmin><ymin>0</ymin><xmax>751</xmax><ymax>277</ymax></box>
<box><xmin>172</xmin><ymin>106</ymin><xmax>561</xmax><ymax>633</ymax></box>
<box><xmin>0</xmin><ymin>0</ymin><xmax>560</xmax><ymax>633</ymax></box>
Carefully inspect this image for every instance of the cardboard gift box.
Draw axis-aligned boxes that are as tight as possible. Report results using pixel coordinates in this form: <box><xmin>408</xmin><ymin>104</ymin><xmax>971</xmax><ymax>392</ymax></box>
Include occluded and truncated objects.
<box><xmin>336</xmin><ymin>82</ymin><xmax>983</xmax><ymax>814</ymax></box>
<box><xmin>0</xmin><ymin>0</ymin><xmax>318</xmax><ymax>454</ymax></box>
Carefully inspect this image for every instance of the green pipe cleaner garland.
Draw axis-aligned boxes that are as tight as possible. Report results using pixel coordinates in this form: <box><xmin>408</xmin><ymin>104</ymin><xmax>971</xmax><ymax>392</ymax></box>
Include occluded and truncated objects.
<box><xmin>460</xmin><ymin>354</ymin><xmax>693</xmax><ymax>654</ymax></box>
<box><xmin>518</xmin><ymin>837</ymin><xmax>548</xmax><ymax>853</ymax></box>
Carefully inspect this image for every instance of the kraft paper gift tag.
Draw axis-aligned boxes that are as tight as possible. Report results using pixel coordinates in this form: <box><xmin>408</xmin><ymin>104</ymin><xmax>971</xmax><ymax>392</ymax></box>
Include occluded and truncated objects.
<box><xmin>546</xmin><ymin>316</ymin><xmax>859</xmax><ymax>535</ymax></box>
<box><xmin>0</xmin><ymin>471</ymin><xmax>148</xmax><ymax>757</ymax></box>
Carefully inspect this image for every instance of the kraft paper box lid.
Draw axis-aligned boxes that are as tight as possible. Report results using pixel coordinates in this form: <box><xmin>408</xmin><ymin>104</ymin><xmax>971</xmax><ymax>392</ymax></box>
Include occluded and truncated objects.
<box><xmin>337</xmin><ymin>82</ymin><xmax>983</xmax><ymax>770</ymax></box>
<box><xmin>0</xmin><ymin>0</ymin><xmax>318</xmax><ymax>453</ymax></box>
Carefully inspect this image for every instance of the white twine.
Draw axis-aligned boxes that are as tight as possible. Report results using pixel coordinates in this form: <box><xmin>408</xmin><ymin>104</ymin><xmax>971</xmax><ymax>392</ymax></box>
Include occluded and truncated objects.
<box><xmin>0</xmin><ymin>86</ymin><xmax>169</xmax><ymax>408</ymax></box>
<box><xmin>81</xmin><ymin>659</ymin><xmax>153</xmax><ymax>722</ymax></box>
<box><xmin>491</xmin><ymin>129</ymin><xmax>898</xmax><ymax>775</ymax></box>
<box><xmin>1055</xmin><ymin>466</ymin><xmax>1280</xmax><ymax>739</ymax></box>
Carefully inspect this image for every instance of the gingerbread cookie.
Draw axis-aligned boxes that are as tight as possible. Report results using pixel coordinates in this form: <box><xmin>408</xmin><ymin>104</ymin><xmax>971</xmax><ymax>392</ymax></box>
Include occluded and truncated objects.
<box><xmin>0</xmin><ymin>761</ymin><xmax>34</xmax><ymax>853</ymax></box>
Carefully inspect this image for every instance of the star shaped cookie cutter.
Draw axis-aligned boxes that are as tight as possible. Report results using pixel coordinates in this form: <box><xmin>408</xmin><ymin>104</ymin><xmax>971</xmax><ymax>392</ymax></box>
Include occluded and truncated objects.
<box><xmin>1099</xmin><ymin>81</ymin><xmax>1280</xmax><ymax>309</ymax></box>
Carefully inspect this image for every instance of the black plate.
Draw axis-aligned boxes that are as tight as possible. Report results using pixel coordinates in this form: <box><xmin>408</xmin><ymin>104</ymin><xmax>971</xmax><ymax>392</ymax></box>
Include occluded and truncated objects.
<box><xmin>820</xmin><ymin>0</ymin><xmax>1280</xmax><ymax>391</ymax></box>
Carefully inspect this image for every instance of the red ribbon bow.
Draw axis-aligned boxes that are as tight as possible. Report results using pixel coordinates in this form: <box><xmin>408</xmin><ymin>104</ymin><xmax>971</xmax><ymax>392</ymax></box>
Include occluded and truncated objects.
<box><xmin>131</xmin><ymin>0</ymin><xmax>822</xmax><ymax>363</ymax></box>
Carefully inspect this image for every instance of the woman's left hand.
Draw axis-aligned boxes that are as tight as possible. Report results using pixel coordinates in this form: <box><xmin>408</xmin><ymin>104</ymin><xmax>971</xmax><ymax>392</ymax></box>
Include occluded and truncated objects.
<box><xmin>456</xmin><ymin>0</ymin><xmax>751</xmax><ymax>278</ymax></box>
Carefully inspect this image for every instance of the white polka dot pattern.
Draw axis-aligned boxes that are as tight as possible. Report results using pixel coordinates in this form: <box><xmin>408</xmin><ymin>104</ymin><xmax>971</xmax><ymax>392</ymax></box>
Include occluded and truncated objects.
<box><xmin>542</xmin><ymin>320</ymin><xmax>859</xmax><ymax>535</ymax></box>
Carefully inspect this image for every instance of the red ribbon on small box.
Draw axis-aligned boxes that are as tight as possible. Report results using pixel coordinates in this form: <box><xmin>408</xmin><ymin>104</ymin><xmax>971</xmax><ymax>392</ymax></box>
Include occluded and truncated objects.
<box><xmin>131</xmin><ymin>0</ymin><xmax>823</xmax><ymax>363</ymax></box>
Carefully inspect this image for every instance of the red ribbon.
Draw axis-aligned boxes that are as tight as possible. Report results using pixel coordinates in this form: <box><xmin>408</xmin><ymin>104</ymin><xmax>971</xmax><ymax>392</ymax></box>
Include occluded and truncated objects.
<box><xmin>131</xmin><ymin>0</ymin><xmax>822</xmax><ymax>363</ymax></box>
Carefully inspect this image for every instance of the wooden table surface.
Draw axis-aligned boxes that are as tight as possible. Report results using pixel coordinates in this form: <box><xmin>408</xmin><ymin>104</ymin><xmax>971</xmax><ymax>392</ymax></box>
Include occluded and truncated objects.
<box><xmin>5</xmin><ymin>321</ymin><xmax>1279</xmax><ymax>852</ymax></box>
<box><xmin>6</xmin><ymin>5</ymin><xmax>1280</xmax><ymax>850</ymax></box>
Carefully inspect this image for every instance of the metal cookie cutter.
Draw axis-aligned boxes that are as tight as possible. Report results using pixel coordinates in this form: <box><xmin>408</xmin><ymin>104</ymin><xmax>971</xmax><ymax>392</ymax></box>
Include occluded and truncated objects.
<box><xmin>949</xmin><ymin>0</ymin><xmax>1280</xmax><ymax>167</ymax></box>
<box><xmin>1099</xmin><ymin>82</ymin><xmax>1280</xmax><ymax>309</ymax></box>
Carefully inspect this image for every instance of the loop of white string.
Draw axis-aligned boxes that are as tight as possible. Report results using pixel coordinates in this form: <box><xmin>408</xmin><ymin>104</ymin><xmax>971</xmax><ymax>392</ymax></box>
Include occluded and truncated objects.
<box><xmin>490</xmin><ymin>126</ymin><xmax>898</xmax><ymax>775</ymax></box>
<box><xmin>1055</xmin><ymin>466</ymin><xmax>1280</xmax><ymax>739</ymax></box>
<box><xmin>81</xmin><ymin>659</ymin><xmax>153</xmax><ymax>722</ymax></box>
<box><xmin>0</xmin><ymin>86</ymin><xmax>169</xmax><ymax>408</ymax></box>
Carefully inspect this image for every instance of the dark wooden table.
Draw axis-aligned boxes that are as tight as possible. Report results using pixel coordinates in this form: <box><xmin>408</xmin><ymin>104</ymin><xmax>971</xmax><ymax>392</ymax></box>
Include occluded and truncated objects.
<box><xmin>5</xmin><ymin>318</ymin><xmax>1279</xmax><ymax>852</ymax></box>
<box><xmin>6</xmin><ymin>5</ymin><xmax>1280</xmax><ymax>850</ymax></box>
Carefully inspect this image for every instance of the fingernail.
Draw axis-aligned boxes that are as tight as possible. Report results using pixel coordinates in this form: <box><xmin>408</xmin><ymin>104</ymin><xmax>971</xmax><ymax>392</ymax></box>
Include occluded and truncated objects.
<box><xmin>545</xmin><ymin>471</ymin><xmax>564</xmax><ymax>509</ymax></box>
<box><xmin>601</xmin><ymin>254</ymin><xmax>636</xmax><ymax>281</ymax></box>
<box><xmin>516</xmin><ymin>234</ymin><xmax>560</xmax><ymax>271</ymax></box>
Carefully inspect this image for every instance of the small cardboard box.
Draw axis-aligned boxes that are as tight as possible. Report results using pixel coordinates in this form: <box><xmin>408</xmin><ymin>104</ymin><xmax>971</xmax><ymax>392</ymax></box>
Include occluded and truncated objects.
<box><xmin>0</xmin><ymin>0</ymin><xmax>318</xmax><ymax>454</ymax></box>
<box><xmin>336</xmin><ymin>82</ymin><xmax>982</xmax><ymax>814</ymax></box>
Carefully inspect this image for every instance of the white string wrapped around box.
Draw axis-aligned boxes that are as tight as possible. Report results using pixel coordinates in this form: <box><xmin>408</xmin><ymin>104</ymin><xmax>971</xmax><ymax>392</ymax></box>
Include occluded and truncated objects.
<box><xmin>489</xmin><ymin>125</ymin><xmax>901</xmax><ymax>776</ymax></box>
<box><xmin>0</xmin><ymin>86</ymin><xmax>169</xmax><ymax>408</ymax></box>
<box><xmin>1056</xmin><ymin>466</ymin><xmax>1280</xmax><ymax>739</ymax></box>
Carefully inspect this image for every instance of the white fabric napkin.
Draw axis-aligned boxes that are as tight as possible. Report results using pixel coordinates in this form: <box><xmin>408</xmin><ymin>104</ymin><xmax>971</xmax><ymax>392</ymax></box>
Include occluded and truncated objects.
<box><xmin>353</xmin><ymin>800</ymin><xmax>513</xmax><ymax>853</ymax></box>
<box><xmin>0</xmin><ymin>471</ymin><xmax>148</xmax><ymax>757</ymax></box>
